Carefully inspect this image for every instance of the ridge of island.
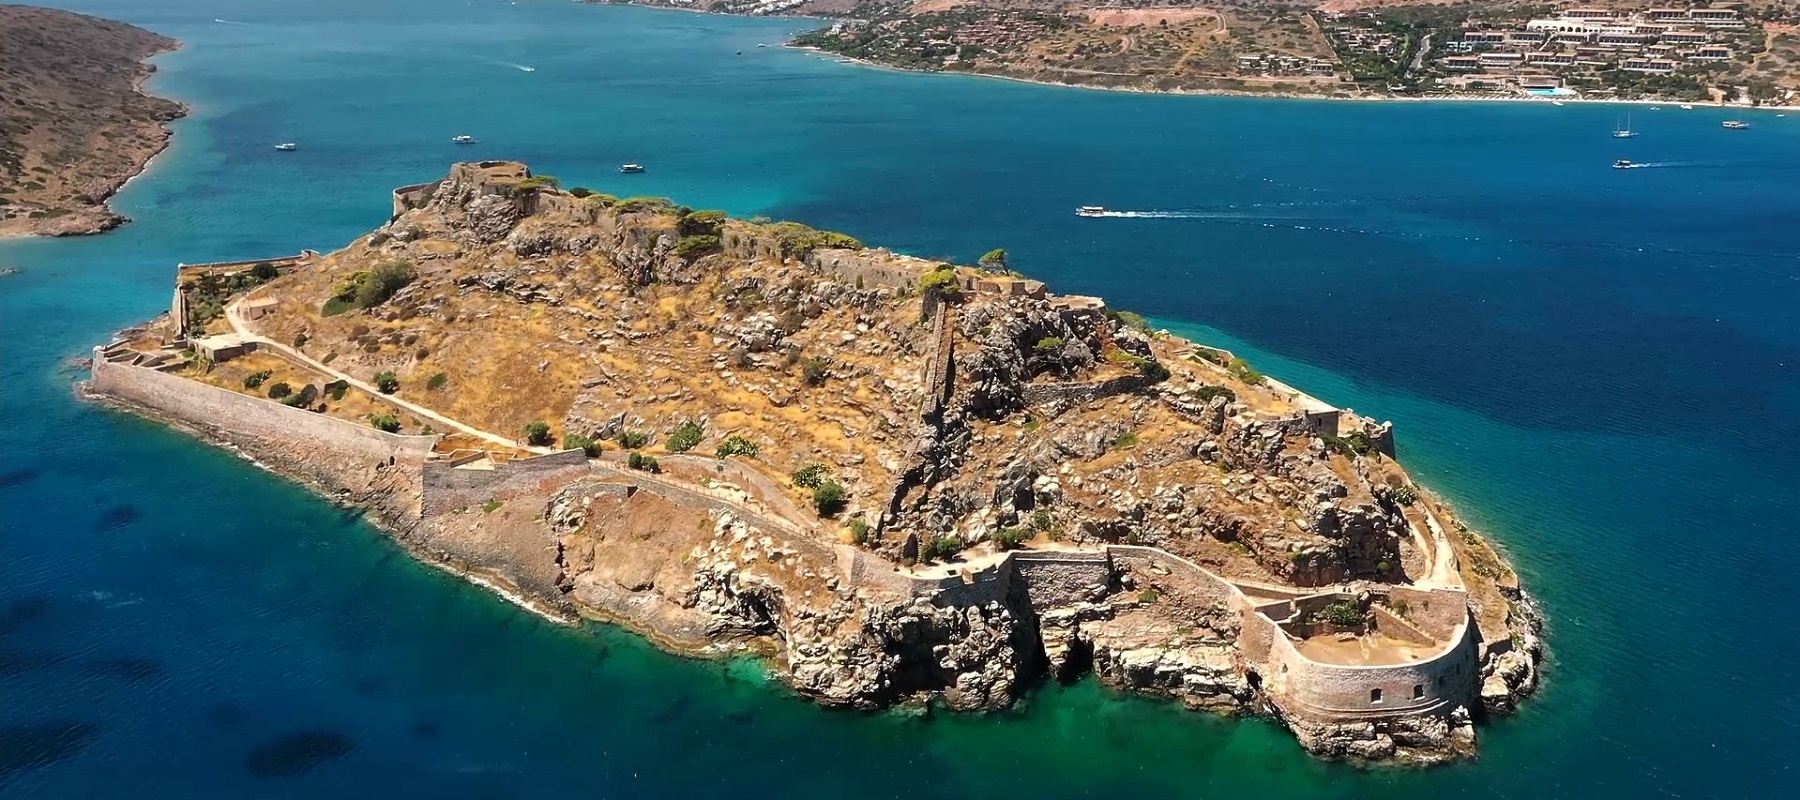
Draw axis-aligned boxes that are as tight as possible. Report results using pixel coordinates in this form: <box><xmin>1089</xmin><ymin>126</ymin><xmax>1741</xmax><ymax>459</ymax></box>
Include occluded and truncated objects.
<box><xmin>85</xmin><ymin>161</ymin><xmax>1545</xmax><ymax>765</ymax></box>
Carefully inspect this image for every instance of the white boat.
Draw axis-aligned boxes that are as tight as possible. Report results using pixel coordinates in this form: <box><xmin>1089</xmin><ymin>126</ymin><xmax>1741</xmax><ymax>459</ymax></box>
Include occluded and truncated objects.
<box><xmin>1723</xmin><ymin>119</ymin><xmax>1750</xmax><ymax>129</ymax></box>
<box><xmin>1076</xmin><ymin>206</ymin><xmax>1107</xmax><ymax>217</ymax></box>
<box><xmin>1613</xmin><ymin>159</ymin><xmax>1635</xmax><ymax>170</ymax></box>
<box><xmin>519</xmin><ymin>65</ymin><xmax>535</xmax><ymax>72</ymax></box>
<box><xmin>274</xmin><ymin>142</ymin><xmax>297</xmax><ymax>151</ymax></box>
<box><xmin>619</xmin><ymin>163</ymin><xmax>645</xmax><ymax>174</ymax></box>
<box><xmin>1680</xmin><ymin>104</ymin><xmax>1694</xmax><ymax>110</ymax></box>
<box><xmin>1552</xmin><ymin>100</ymin><xmax>1565</xmax><ymax>106</ymax></box>
<box><xmin>451</xmin><ymin>134</ymin><xmax>477</xmax><ymax>144</ymax></box>
<box><xmin>1612</xmin><ymin>114</ymin><xmax>1637</xmax><ymax>138</ymax></box>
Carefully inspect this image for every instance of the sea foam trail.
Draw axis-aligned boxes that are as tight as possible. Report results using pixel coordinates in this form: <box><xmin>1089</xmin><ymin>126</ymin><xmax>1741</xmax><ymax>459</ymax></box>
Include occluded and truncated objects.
<box><xmin>213</xmin><ymin>18</ymin><xmax>251</xmax><ymax>25</ymax></box>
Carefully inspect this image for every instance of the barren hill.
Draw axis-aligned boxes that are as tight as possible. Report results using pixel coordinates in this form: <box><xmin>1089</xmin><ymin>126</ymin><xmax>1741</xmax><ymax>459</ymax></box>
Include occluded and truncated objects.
<box><xmin>0</xmin><ymin>4</ymin><xmax>184</xmax><ymax>236</ymax></box>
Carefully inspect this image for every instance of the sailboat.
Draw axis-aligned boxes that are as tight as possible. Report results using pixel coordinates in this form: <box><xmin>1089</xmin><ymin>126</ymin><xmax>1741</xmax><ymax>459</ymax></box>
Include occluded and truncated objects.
<box><xmin>1612</xmin><ymin>114</ymin><xmax>1638</xmax><ymax>139</ymax></box>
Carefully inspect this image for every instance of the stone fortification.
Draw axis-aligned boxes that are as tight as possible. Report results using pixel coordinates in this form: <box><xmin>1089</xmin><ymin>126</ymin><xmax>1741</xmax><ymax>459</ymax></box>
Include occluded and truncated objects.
<box><xmin>420</xmin><ymin>449</ymin><xmax>592</xmax><ymax>516</ymax></box>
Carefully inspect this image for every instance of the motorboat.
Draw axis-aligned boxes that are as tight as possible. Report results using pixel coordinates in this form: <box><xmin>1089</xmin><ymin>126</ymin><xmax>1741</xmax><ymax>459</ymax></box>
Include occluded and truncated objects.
<box><xmin>1722</xmin><ymin>119</ymin><xmax>1750</xmax><ymax>129</ymax></box>
<box><xmin>1613</xmin><ymin>159</ymin><xmax>1635</xmax><ymax>169</ymax></box>
<box><xmin>619</xmin><ymin>164</ymin><xmax>645</xmax><ymax>174</ymax></box>
<box><xmin>1076</xmin><ymin>206</ymin><xmax>1107</xmax><ymax>217</ymax></box>
<box><xmin>274</xmin><ymin>142</ymin><xmax>297</xmax><ymax>151</ymax></box>
<box><xmin>451</xmin><ymin>134</ymin><xmax>476</xmax><ymax>144</ymax></box>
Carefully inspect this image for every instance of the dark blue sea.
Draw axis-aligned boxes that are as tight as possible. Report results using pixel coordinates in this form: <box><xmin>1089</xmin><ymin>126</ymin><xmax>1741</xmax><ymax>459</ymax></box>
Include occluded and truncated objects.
<box><xmin>3</xmin><ymin>1</ymin><xmax>1798</xmax><ymax>796</ymax></box>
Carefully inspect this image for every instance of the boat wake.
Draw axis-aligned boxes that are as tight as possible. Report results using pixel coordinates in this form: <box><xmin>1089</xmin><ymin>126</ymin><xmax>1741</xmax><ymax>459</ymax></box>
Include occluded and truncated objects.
<box><xmin>213</xmin><ymin>18</ymin><xmax>250</xmax><ymax>25</ymax></box>
<box><xmin>482</xmin><ymin>58</ymin><xmax>537</xmax><ymax>72</ymax></box>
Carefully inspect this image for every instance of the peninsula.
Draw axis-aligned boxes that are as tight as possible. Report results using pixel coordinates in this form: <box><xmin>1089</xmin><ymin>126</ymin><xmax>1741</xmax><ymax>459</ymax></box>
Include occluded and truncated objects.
<box><xmin>605</xmin><ymin>1</ymin><xmax>1800</xmax><ymax>104</ymax></box>
<box><xmin>0</xmin><ymin>5</ymin><xmax>185</xmax><ymax>237</ymax></box>
<box><xmin>85</xmin><ymin>161</ymin><xmax>1544</xmax><ymax>764</ymax></box>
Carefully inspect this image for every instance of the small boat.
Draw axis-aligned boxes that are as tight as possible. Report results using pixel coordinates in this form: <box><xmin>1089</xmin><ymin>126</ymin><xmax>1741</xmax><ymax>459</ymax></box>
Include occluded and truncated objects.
<box><xmin>520</xmin><ymin>66</ymin><xmax>535</xmax><ymax>72</ymax></box>
<box><xmin>1612</xmin><ymin>159</ymin><xmax>1635</xmax><ymax>169</ymax></box>
<box><xmin>451</xmin><ymin>134</ymin><xmax>476</xmax><ymax>144</ymax></box>
<box><xmin>757</xmin><ymin>43</ymin><xmax>768</xmax><ymax>48</ymax></box>
<box><xmin>1076</xmin><ymin>206</ymin><xmax>1107</xmax><ymax>217</ymax></box>
<box><xmin>1552</xmin><ymin>100</ymin><xmax>1565</xmax><ymax>106</ymax></box>
<box><xmin>274</xmin><ymin>142</ymin><xmax>297</xmax><ymax>151</ymax></box>
<box><xmin>1612</xmin><ymin>114</ymin><xmax>1637</xmax><ymax>138</ymax></box>
<box><xmin>619</xmin><ymin>164</ymin><xmax>645</xmax><ymax>174</ymax></box>
<box><xmin>1680</xmin><ymin>103</ymin><xmax>1694</xmax><ymax>110</ymax></box>
<box><xmin>1722</xmin><ymin>119</ymin><xmax>1750</xmax><ymax>129</ymax></box>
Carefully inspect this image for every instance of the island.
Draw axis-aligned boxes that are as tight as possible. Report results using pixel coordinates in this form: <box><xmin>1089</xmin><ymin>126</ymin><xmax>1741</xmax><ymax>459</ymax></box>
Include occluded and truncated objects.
<box><xmin>0</xmin><ymin>5</ymin><xmax>185</xmax><ymax>237</ymax></box>
<box><xmin>608</xmin><ymin>0</ymin><xmax>1800</xmax><ymax>104</ymax></box>
<box><xmin>84</xmin><ymin>161</ymin><xmax>1544</xmax><ymax>764</ymax></box>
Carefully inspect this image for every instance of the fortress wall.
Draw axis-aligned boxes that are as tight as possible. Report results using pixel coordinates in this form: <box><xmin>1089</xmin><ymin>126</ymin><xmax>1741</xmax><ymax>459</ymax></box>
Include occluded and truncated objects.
<box><xmin>1020</xmin><ymin>375</ymin><xmax>1150</xmax><ymax>411</ymax></box>
<box><xmin>1109</xmin><ymin>545</ymin><xmax>1245</xmax><ymax>612</ymax></box>
<box><xmin>176</xmin><ymin>253</ymin><xmax>310</xmax><ymax>273</ymax></box>
<box><xmin>420</xmin><ymin>449</ymin><xmax>591</xmax><ymax>516</ymax></box>
<box><xmin>920</xmin><ymin>306</ymin><xmax>955</xmax><ymax>419</ymax></box>
<box><xmin>1010</xmin><ymin>550</ymin><xmax>1113</xmax><ymax>612</ymax></box>
<box><xmin>1385</xmin><ymin>586</ymin><xmax>1469</xmax><ymax>641</ymax></box>
<box><xmin>392</xmin><ymin>181</ymin><xmax>442</xmax><ymax>217</ymax></box>
<box><xmin>1262</xmin><ymin>609</ymin><xmax>1479</xmax><ymax>721</ymax></box>
<box><xmin>804</xmin><ymin>248</ymin><xmax>930</xmax><ymax>290</ymax></box>
<box><xmin>89</xmin><ymin>354</ymin><xmax>438</xmax><ymax>471</ymax></box>
<box><xmin>1369</xmin><ymin>605</ymin><xmax>1437</xmax><ymax>647</ymax></box>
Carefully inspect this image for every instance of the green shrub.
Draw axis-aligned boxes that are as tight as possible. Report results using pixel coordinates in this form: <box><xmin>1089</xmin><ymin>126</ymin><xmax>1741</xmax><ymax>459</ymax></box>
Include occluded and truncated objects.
<box><xmin>1031</xmin><ymin>510</ymin><xmax>1052</xmax><ymax>531</ymax></box>
<box><xmin>292</xmin><ymin>332</ymin><xmax>309</xmax><ymax>348</ymax></box>
<box><xmin>919</xmin><ymin>534</ymin><xmax>962</xmax><ymax>563</ymax></box>
<box><xmin>280</xmin><ymin>393</ymin><xmax>307</xmax><ymax>407</ymax></box>
<box><xmin>674</xmin><ymin>234</ymin><xmax>721</xmax><ymax>259</ymax></box>
<box><xmin>523</xmin><ymin>420</ymin><xmax>554</xmax><ymax>447</ymax></box>
<box><xmin>564</xmin><ymin>434</ymin><xmax>599</xmax><ymax>457</ymax></box>
<box><xmin>800</xmin><ymin>356</ymin><xmax>829</xmax><ymax>386</ymax></box>
<box><xmin>243</xmin><ymin>370</ymin><xmax>272</xmax><ymax>389</ymax></box>
<box><xmin>481</xmin><ymin>499</ymin><xmax>503</xmax><ymax>513</ymax></box>
<box><xmin>266</xmin><ymin>382</ymin><xmax>292</xmax><ymax>399</ymax></box>
<box><xmin>1390</xmin><ymin>484</ymin><xmax>1419</xmax><ymax>506</ymax></box>
<box><xmin>715</xmin><ymin>435</ymin><xmax>758</xmax><ymax>458</ymax></box>
<box><xmin>324</xmin><ymin>380</ymin><xmax>349</xmax><ymax>401</ymax></box>
<box><xmin>1136</xmin><ymin>358</ymin><xmax>1170</xmax><ymax>382</ymax></box>
<box><xmin>1113</xmin><ymin>431</ymin><xmax>1139</xmax><ymax>450</ymax></box>
<box><xmin>993</xmin><ymin>527</ymin><xmax>1029</xmax><ymax>551</ymax></box>
<box><xmin>1226</xmin><ymin>357</ymin><xmax>1264</xmax><ymax>385</ymax></box>
<box><xmin>791</xmin><ymin>463</ymin><xmax>828</xmax><ymax>488</ymax></box>
<box><xmin>369</xmin><ymin>413</ymin><xmax>401</xmax><ymax>433</ymax></box>
<box><xmin>666</xmin><ymin>421</ymin><xmax>704</xmax><ymax>453</ymax></box>
<box><xmin>1191</xmin><ymin>346</ymin><xmax>1229</xmax><ymax>365</ymax></box>
<box><xmin>627</xmin><ymin>452</ymin><xmax>661</xmax><ymax>472</ymax></box>
<box><xmin>1137</xmin><ymin>588</ymin><xmax>1161</xmax><ymax>604</ymax></box>
<box><xmin>1111</xmin><ymin>310</ymin><xmax>1150</xmax><ymax>333</ymax></box>
<box><xmin>1193</xmin><ymin>384</ymin><xmax>1236</xmax><ymax>404</ymax></box>
<box><xmin>250</xmin><ymin>261</ymin><xmax>281</xmax><ymax>281</ymax></box>
<box><xmin>1034</xmin><ymin>336</ymin><xmax>1064</xmax><ymax>353</ymax></box>
<box><xmin>1322</xmin><ymin>432</ymin><xmax>1376</xmax><ymax>458</ymax></box>
<box><xmin>848</xmin><ymin>518</ymin><xmax>871</xmax><ymax>545</ymax></box>
<box><xmin>616</xmin><ymin>196</ymin><xmax>677</xmax><ymax>214</ymax></box>
<box><xmin>321</xmin><ymin>352</ymin><xmax>338</xmax><ymax>364</ymax></box>
<box><xmin>680</xmin><ymin>209</ymin><xmax>728</xmax><ymax>236</ymax></box>
<box><xmin>321</xmin><ymin>297</ymin><xmax>354</xmax><ymax>317</ymax></box>
<box><xmin>811</xmin><ymin>480</ymin><xmax>847</xmax><ymax>517</ymax></box>
<box><xmin>515</xmin><ymin>175</ymin><xmax>560</xmax><ymax>191</ymax></box>
<box><xmin>426</xmin><ymin>372</ymin><xmax>448</xmax><ymax>391</ymax></box>
<box><xmin>978</xmin><ymin>248</ymin><xmax>1008</xmax><ymax>269</ymax></box>
<box><xmin>617</xmin><ymin>429</ymin><xmax>650</xmax><ymax>449</ymax></box>
<box><xmin>373</xmin><ymin>371</ymin><xmax>399</xmax><ymax>394</ymax></box>
<box><xmin>1391</xmin><ymin>597</ymin><xmax>1410</xmax><ymax>618</ymax></box>
<box><xmin>919</xmin><ymin>267</ymin><xmax>961</xmax><ymax>299</ymax></box>
<box><xmin>1318</xmin><ymin>601</ymin><xmax>1364</xmax><ymax>627</ymax></box>
<box><xmin>353</xmin><ymin>260</ymin><xmax>416</xmax><ymax>309</ymax></box>
<box><xmin>568</xmin><ymin>186</ymin><xmax>594</xmax><ymax>198</ymax></box>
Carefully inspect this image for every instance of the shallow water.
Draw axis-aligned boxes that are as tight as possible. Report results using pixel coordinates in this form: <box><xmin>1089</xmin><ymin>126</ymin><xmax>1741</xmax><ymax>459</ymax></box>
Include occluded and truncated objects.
<box><xmin>3</xmin><ymin>1</ymin><xmax>1797</xmax><ymax>797</ymax></box>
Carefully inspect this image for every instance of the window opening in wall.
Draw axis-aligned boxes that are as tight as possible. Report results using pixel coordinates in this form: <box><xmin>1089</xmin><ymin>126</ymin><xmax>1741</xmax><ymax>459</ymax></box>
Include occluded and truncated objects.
<box><xmin>1438</xmin><ymin>676</ymin><xmax>1446</xmax><ymax>688</ymax></box>
<box><xmin>1370</xmin><ymin>688</ymin><xmax>1383</xmax><ymax>703</ymax></box>
<box><xmin>1413</xmin><ymin>684</ymin><xmax>1425</xmax><ymax>699</ymax></box>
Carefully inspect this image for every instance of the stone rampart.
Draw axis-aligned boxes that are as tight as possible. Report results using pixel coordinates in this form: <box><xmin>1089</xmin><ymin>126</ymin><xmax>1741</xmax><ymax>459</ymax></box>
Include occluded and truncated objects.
<box><xmin>919</xmin><ymin>306</ymin><xmax>955</xmax><ymax>419</ymax></box>
<box><xmin>1010</xmin><ymin>550</ymin><xmax>1113</xmax><ymax>612</ymax></box>
<box><xmin>804</xmin><ymin>247</ymin><xmax>934</xmax><ymax>289</ymax></box>
<box><xmin>89</xmin><ymin>353</ymin><xmax>438</xmax><ymax>469</ymax></box>
<box><xmin>392</xmin><ymin>181</ymin><xmax>442</xmax><ymax>217</ymax></box>
<box><xmin>1260</xmin><ymin>607</ymin><xmax>1478</xmax><ymax>721</ymax></box>
<box><xmin>1020</xmin><ymin>375</ymin><xmax>1150</xmax><ymax>413</ymax></box>
<box><xmin>1384</xmin><ymin>586</ymin><xmax>1468</xmax><ymax>641</ymax></box>
<box><xmin>420</xmin><ymin>449</ymin><xmax>591</xmax><ymax>516</ymax></box>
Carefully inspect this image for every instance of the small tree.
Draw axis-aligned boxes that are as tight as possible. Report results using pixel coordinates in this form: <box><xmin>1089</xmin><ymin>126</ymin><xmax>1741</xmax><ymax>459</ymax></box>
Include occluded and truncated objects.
<box><xmin>426</xmin><ymin>372</ymin><xmax>449</xmax><ymax>391</ymax></box>
<box><xmin>266</xmin><ymin>381</ymin><xmax>292</xmax><ymax>399</ymax></box>
<box><xmin>243</xmin><ymin>370</ymin><xmax>272</xmax><ymax>390</ymax></box>
<box><xmin>666</xmin><ymin>421</ymin><xmax>704</xmax><ymax>452</ymax></box>
<box><xmin>811</xmin><ymin>480</ymin><xmax>847</xmax><ymax>517</ymax></box>
<box><xmin>978</xmin><ymin>248</ymin><xmax>1008</xmax><ymax>270</ymax></box>
<box><xmin>523</xmin><ymin>420</ymin><xmax>554</xmax><ymax>447</ymax></box>
<box><xmin>1034</xmin><ymin>336</ymin><xmax>1064</xmax><ymax>353</ymax></box>
<box><xmin>369</xmin><ymin>413</ymin><xmax>401</xmax><ymax>433</ymax></box>
<box><xmin>715</xmin><ymin>435</ymin><xmax>758</xmax><ymax>458</ymax></box>
<box><xmin>800</xmin><ymin>356</ymin><xmax>829</xmax><ymax>386</ymax></box>
<box><xmin>847</xmin><ymin>518</ymin><xmax>871</xmax><ymax>545</ymax></box>
<box><xmin>373</xmin><ymin>371</ymin><xmax>399</xmax><ymax>394</ymax></box>
<box><xmin>564</xmin><ymin>434</ymin><xmax>599</xmax><ymax>457</ymax></box>
<box><xmin>993</xmin><ymin>527</ymin><xmax>1029</xmax><ymax>551</ymax></box>
<box><xmin>791</xmin><ymin>463</ymin><xmax>828</xmax><ymax>488</ymax></box>
<box><xmin>617</xmin><ymin>429</ymin><xmax>650</xmax><ymax>449</ymax></box>
<box><xmin>627</xmin><ymin>452</ymin><xmax>661</xmax><ymax>472</ymax></box>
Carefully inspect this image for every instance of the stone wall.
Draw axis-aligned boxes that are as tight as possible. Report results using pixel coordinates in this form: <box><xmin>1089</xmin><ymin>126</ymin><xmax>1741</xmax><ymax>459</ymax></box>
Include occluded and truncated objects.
<box><xmin>420</xmin><ymin>449</ymin><xmax>591</xmax><ymax>516</ymax></box>
<box><xmin>1384</xmin><ymin>586</ymin><xmax>1468</xmax><ymax>641</ymax></box>
<box><xmin>1011</xmin><ymin>550</ymin><xmax>1113</xmax><ymax>612</ymax></box>
<box><xmin>1260</xmin><ymin>607</ymin><xmax>1478</xmax><ymax>721</ymax></box>
<box><xmin>1020</xmin><ymin>375</ymin><xmax>1150</xmax><ymax>412</ymax></box>
<box><xmin>392</xmin><ymin>181</ymin><xmax>442</xmax><ymax>217</ymax></box>
<box><xmin>89</xmin><ymin>352</ymin><xmax>438</xmax><ymax>470</ymax></box>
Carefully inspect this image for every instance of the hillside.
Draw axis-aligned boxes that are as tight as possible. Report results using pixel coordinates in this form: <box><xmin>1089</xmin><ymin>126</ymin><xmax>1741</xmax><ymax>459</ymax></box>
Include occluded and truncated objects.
<box><xmin>0</xmin><ymin>4</ymin><xmax>184</xmax><ymax>236</ymax></box>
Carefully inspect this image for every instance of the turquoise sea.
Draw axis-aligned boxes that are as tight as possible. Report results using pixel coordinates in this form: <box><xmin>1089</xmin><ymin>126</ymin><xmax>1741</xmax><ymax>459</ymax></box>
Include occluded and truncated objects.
<box><xmin>4</xmin><ymin>0</ymin><xmax>1798</xmax><ymax>796</ymax></box>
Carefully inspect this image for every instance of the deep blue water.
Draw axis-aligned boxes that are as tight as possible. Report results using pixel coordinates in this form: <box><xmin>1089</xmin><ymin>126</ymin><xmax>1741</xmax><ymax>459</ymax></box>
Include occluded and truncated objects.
<box><xmin>3</xmin><ymin>1</ymin><xmax>1798</xmax><ymax>796</ymax></box>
